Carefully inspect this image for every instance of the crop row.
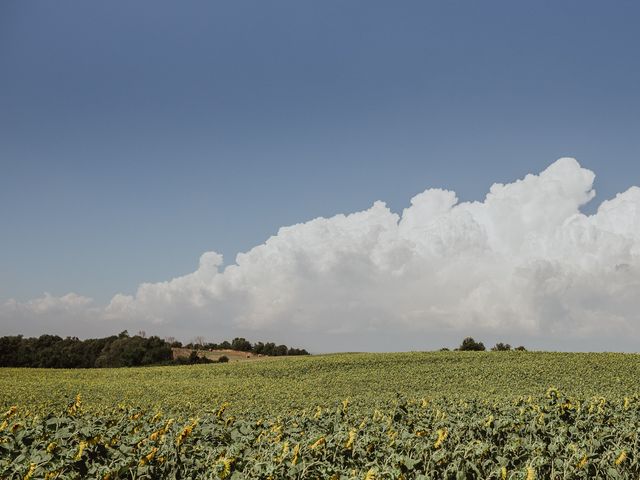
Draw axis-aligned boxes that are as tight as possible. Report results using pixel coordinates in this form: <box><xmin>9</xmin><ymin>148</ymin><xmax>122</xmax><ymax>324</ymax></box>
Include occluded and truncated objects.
<box><xmin>1</xmin><ymin>389</ymin><xmax>638</xmax><ymax>479</ymax></box>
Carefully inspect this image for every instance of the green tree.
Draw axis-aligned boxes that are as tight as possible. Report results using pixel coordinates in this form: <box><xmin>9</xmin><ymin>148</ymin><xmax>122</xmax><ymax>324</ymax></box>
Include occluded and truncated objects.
<box><xmin>458</xmin><ymin>337</ymin><xmax>486</xmax><ymax>351</ymax></box>
<box><xmin>231</xmin><ymin>337</ymin><xmax>252</xmax><ymax>352</ymax></box>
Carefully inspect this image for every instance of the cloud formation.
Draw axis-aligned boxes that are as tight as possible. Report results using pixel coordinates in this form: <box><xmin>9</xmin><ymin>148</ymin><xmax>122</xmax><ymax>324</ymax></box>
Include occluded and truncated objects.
<box><xmin>3</xmin><ymin>158</ymin><xmax>640</xmax><ymax>351</ymax></box>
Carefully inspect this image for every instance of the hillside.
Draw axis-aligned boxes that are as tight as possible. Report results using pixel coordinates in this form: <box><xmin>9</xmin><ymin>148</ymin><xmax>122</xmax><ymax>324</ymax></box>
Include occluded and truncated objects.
<box><xmin>3</xmin><ymin>351</ymin><xmax>640</xmax><ymax>414</ymax></box>
<box><xmin>4</xmin><ymin>351</ymin><xmax>640</xmax><ymax>478</ymax></box>
<box><xmin>171</xmin><ymin>347</ymin><xmax>264</xmax><ymax>362</ymax></box>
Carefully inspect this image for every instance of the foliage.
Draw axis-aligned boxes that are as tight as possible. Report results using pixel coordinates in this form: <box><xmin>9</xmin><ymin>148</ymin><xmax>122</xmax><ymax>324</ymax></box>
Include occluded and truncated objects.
<box><xmin>3</xmin><ymin>351</ymin><xmax>640</xmax><ymax>415</ymax></box>
<box><xmin>173</xmin><ymin>351</ymin><xmax>215</xmax><ymax>366</ymax></box>
<box><xmin>458</xmin><ymin>337</ymin><xmax>486</xmax><ymax>351</ymax></box>
<box><xmin>0</xmin><ymin>332</ymin><xmax>309</xmax><ymax>369</ymax></box>
<box><xmin>1</xmin><ymin>389</ymin><xmax>640</xmax><ymax>479</ymax></box>
<box><xmin>0</xmin><ymin>332</ymin><xmax>173</xmax><ymax>369</ymax></box>
<box><xmin>187</xmin><ymin>338</ymin><xmax>310</xmax><ymax>356</ymax></box>
<box><xmin>0</xmin><ymin>334</ymin><xmax>107</xmax><ymax>368</ymax></box>
<box><xmin>95</xmin><ymin>335</ymin><xmax>172</xmax><ymax>368</ymax></box>
<box><xmin>231</xmin><ymin>337</ymin><xmax>253</xmax><ymax>352</ymax></box>
<box><xmin>218</xmin><ymin>355</ymin><xmax>229</xmax><ymax>363</ymax></box>
<box><xmin>491</xmin><ymin>343</ymin><xmax>512</xmax><ymax>351</ymax></box>
<box><xmin>3</xmin><ymin>351</ymin><xmax>640</xmax><ymax>478</ymax></box>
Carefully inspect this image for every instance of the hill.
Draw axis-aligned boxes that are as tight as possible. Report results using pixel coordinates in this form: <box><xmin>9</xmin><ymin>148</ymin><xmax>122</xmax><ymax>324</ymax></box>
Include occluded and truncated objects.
<box><xmin>171</xmin><ymin>347</ymin><xmax>264</xmax><ymax>362</ymax></box>
<box><xmin>4</xmin><ymin>351</ymin><xmax>640</xmax><ymax>478</ymax></box>
<box><xmin>3</xmin><ymin>350</ymin><xmax>640</xmax><ymax>413</ymax></box>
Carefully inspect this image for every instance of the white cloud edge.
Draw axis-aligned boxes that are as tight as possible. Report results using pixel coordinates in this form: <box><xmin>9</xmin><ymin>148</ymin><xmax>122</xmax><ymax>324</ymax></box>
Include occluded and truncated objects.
<box><xmin>3</xmin><ymin>158</ymin><xmax>640</xmax><ymax>350</ymax></box>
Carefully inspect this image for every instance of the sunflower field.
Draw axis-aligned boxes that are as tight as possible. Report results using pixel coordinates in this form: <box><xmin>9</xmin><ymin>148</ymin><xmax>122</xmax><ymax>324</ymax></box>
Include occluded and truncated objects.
<box><xmin>1</xmin><ymin>351</ymin><xmax>640</xmax><ymax>478</ymax></box>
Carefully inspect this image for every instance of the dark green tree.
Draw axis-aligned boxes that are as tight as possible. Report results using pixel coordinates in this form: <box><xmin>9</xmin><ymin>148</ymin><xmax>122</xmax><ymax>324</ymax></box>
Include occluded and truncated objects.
<box><xmin>231</xmin><ymin>337</ymin><xmax>252</xmax><ymax>352</ymax></box>
<box><xmin>458</xmin><ymin>337</ymin><xmax>486</xmax><ymax>351</ymax></box>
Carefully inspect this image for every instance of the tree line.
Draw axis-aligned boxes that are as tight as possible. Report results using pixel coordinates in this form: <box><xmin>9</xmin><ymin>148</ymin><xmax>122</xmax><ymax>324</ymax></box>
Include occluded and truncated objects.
<box><xmin>441</xmin><ymin>337</ymin><xmax>527</xmax><ymax>352</ymax></box>
<box><xmin>181</xmin><ymin>337</ymin><xmax>310</xmax><ymax>356</ymax></box>
<box><xmin>0</xmin><ymin>331</ymin><xmax>172</xmax><ymax>368</ymax></box>
<box><xmin>0</xmin><ymin>332</ymin><xmax>309</xmax><ymax>368</ymax></box>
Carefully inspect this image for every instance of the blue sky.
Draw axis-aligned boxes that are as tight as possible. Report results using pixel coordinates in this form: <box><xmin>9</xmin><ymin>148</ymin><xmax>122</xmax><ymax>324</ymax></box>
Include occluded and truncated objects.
<box><xmin>2</xmin><ymin>2</ymin><xmax>640</xmax><ymax>349</ymax></box>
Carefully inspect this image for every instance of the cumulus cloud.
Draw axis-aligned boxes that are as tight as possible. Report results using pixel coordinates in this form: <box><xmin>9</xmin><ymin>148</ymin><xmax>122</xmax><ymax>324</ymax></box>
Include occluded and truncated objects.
<box><xmin>3</xmin><ymin>158</ymin><xmax>640</xmax><ymax>351</ymax></box>
<box><xmin>1</xmin><ymin>293</ymin><xmax>105</xmax><ymax>338</ymax></box>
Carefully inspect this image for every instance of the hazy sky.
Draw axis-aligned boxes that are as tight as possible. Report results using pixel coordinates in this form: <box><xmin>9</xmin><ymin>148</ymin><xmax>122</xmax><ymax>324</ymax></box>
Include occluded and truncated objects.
<box><xmin>1</xmin><ymin>2</ymin><xmax>640</xmax><ymax>351</ymax></box>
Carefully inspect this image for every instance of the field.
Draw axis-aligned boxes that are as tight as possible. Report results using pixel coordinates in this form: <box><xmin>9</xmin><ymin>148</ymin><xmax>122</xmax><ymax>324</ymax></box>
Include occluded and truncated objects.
<box><xmin>2</xmin><ymin>351</ymin><xmax>640</xmax><ymax>478</ymax></box>
<box><xmin>171</xmin><ymin>347</ymin><xmax>262</xmax><ymax>363</ymax></box>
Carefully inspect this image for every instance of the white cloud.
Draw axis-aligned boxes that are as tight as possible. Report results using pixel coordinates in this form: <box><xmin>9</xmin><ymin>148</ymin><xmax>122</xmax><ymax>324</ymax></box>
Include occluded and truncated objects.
<box><xmin>1</xmin><ymin>293</ymin><xmax>105</xmax><ymax>338</ymax></box>
<box><xmin>3</xmin><ymin>158</ymin><xmax>640</xmax><ymax>351</ymax></box>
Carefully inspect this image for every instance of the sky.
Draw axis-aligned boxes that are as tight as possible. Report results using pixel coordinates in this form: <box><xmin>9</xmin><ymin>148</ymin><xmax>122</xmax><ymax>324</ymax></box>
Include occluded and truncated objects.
<box><xmin>1</xmin><ymin>1</ymin><xmax>640</xmax><ymax>351</ymax></box>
